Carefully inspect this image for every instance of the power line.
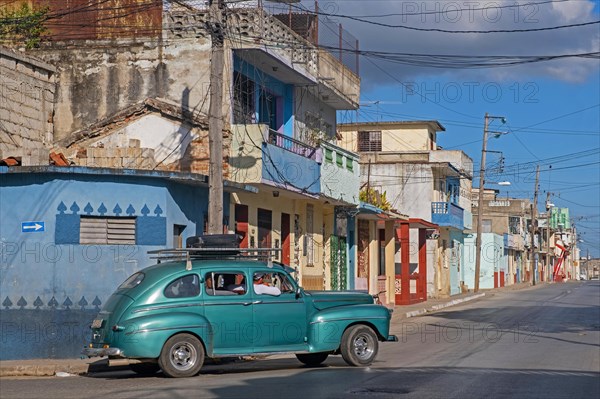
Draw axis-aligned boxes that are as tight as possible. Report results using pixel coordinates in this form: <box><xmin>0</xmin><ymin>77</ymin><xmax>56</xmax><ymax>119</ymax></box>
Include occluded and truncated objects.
<box><xmin>288</xmin><ymin>0</ymin><xmax>599</xmax><ymax>33</ymax></box>
<box><xmin>321</xmin><ymin>0</ymin><xmax>569</xmax><ymax>19</ymax></box>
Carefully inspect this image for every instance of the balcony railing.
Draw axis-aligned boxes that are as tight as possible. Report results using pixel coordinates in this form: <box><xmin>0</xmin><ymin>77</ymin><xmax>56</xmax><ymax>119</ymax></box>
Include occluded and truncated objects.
<box><xmin>431</xmin><ymin>202</ymin><xmax>465</xmax><ymax>230</ymax></box>
<box><xmin>267</xmin><ymin>130</ymin><xmax>318</xmax><ymax>160</ymax></box>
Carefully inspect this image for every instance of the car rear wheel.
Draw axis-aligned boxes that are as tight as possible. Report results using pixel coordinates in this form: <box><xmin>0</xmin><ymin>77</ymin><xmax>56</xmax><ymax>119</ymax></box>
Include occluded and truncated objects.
<box><xmin>159</xmin><ymin>333</ymin><xmax>204</xmax><ymax>378</ymax></box>
<box><xmin>129</xmin><ymin>362</ymin><xmax>160</xmax><ymax>375</ymax></box>
<box><xmin>296</xmin><ymin>352</ymin><xmax>329</xmax><ymax>366</ymax></box>
<box><xmin>340</xmin><ymin>325</ymin><xmax>379</xmax><ymax>367</ymax></box>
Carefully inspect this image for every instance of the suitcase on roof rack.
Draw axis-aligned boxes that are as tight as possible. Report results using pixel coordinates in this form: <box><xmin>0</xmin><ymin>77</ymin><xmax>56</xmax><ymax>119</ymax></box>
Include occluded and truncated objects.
<box><xmin>186</xmin><ymin>234</ymin><xmax>241</xmax><ymax>249</ymax></box>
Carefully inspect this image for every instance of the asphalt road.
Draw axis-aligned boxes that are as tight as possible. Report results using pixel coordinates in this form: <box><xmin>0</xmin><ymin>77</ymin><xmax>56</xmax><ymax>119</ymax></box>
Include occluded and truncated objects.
<box><xmin>1</xmin><ymin>282</ymin><xmax>598</xmax><ymax>399</ymax></box>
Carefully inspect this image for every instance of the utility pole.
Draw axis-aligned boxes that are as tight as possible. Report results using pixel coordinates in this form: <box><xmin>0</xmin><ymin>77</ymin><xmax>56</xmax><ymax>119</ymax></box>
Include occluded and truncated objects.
<box><xmin>545</xmin><ymin>191</ymin><xmax>551</xmax><ymax>282</ymax></box>
<box><xmin>474</xmin><ymin>113</ymin><xmax>507</xmax><ymax>292</ymax></box>
<box><xmin>530</xmin><ymin>165</ymin><xmax>540</xmax><ymax>285</ymax></box>
<box><xmin>474</xmin><ymin>114</ymin><xmax>489</xmax><ymax>293</ymax></box>
<box><xmin>208</xmin><ymin>0</ymin><xmax>225</xmax><ymax>234</ymax></box>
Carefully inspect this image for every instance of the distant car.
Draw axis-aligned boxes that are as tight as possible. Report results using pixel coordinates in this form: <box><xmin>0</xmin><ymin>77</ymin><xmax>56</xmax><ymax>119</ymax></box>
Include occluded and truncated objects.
<box><xmin>83</xmin><ymin>236</ymin><xmax>397</xmax><ymax>378</ymax></box>
<box><xmin>580</xmin><ymin>274</ymin><xmax>587</xmax><ymax>281</ymax></box>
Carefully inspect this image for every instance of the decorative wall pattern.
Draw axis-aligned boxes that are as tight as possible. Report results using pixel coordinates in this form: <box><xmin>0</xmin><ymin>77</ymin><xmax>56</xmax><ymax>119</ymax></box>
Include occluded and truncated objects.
<box><xmin>55</xmin><ymin>201</ymin><xmax>166</xmax><ymax>245</ymax></box>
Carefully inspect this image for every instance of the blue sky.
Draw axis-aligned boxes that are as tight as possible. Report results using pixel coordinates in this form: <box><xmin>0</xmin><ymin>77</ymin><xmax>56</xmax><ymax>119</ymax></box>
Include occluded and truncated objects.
<box><xmin>320</xmin><ymin>0</ymin><xmax>600</xmax><ymax>257</ymax></box>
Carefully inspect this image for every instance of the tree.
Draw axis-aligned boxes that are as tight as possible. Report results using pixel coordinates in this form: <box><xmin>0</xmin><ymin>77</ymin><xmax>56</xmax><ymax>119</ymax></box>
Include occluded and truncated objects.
<box><xmin>0</xmin><ymin>3</ymin><xmax>49</xmax><ymax>49</ymax></box>
<box><xmin>359</xmin><ymin>188</ymin><xmax>391</xmax><ymax>211</ymax></box>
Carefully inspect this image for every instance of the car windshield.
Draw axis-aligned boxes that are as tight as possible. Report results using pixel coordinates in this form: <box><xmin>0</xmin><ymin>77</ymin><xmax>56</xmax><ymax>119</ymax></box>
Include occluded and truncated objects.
<box><xmin>118</xmin><ymin>272</ymin><xmax>145</xmax><ymax>289</ymax></box>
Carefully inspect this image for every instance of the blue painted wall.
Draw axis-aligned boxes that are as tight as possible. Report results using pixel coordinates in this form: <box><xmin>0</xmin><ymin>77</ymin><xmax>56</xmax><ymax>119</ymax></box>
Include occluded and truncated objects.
<box><xmin>463</xmin><ymin>233</ymin><xmax>505</xmax><ymax>290</ymax></box>
<box><xmin>0</xmin><ymin>170</ymin><xmax>228</xmax><ymax>359</ymax></box>
<box><xmin>261</xmin><ymin>143</ymin><xmax>320</xmax><ymax>195</ymax></box>
<box><xmin>233</xmin><ymin>56</ymin><xmax>294</xmax><ymax>136</ymax></box>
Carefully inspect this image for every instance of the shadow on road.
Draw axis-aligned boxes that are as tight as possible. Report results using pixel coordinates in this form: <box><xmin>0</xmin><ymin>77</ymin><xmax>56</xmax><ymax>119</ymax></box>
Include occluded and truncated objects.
<box><xmin>85</xmin><ymin>363</ymin><xmax>600</xmax><ymax>399</ymax></box>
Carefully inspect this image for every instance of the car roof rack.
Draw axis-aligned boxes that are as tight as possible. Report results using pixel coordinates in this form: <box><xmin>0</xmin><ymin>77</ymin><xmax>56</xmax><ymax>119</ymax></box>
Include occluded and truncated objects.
<box><xmin>147</xmin><ymin>247</ymin><xmax>282</xmax><ymax>270</ymax></box>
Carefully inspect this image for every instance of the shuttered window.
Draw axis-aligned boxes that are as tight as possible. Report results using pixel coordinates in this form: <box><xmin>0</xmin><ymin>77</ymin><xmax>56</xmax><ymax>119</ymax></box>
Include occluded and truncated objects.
<box><xmin>80</xmin><ymin>216</ymin><xmax>136</xmax><ymax>245</ymax></box>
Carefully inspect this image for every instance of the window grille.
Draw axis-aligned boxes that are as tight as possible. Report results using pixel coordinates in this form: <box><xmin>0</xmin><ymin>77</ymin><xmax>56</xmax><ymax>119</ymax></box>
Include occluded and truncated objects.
<box><xmin>508</xmin><ymin>216</ymin><xmax>520</xmax><ymax>234</ymax></box>
<box><xmin>233</xmin><ymin>71</ymin><xmax>255</xmax><ymax>124</ymax></box>
<box><xmin>357</xmin><ymin>131</ymin><xmax>382</xmax><ymax>152</ymax></box>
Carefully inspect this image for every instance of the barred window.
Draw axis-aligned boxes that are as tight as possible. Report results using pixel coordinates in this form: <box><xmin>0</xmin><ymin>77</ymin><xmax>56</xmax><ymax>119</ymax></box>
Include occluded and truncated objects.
<box><xmin>509</xmin><ymin>216</ymin><xmax>520</xmax><ymax>234</ymax></box>
<box><xmin>358</xmin><ymin>131</ymin><xmax>382</xmax><ymax>152</ymax></box>
<box><xmin>233</xmin><ymin>71</ymin><xmax>256</xmax><ymax>124</ymax></box>
<box><xmin>80</xmin><ymin>216</ymin><xmax>136</xmax><ymax>245</ymax></box>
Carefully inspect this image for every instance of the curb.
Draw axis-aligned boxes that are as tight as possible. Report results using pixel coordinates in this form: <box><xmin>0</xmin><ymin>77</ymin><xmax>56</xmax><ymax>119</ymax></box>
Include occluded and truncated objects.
<box><xmin>0</xmin><ymin>359</ymin><xmax>113</xmax><ymax>378</ymax></box>
<box><xmin>0</xmin><ymin>363</ymin><xmax>89</xmax><ymax>377</ymax></box>
<box><xmin>404</xmin><ymin>293</ymin><xmax>486</xmax><ymax>318</ymax></box>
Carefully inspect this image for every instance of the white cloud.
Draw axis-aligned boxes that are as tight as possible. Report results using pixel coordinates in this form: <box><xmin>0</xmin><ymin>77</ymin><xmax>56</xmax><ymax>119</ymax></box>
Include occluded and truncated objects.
<box><xmin>307</xmin><ymin>0</ymin><xmax>600</xmax><ymax>88</ymax></box>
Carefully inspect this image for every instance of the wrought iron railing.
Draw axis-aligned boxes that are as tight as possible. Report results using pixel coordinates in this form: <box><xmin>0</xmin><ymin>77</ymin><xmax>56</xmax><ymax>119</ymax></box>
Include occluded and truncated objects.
<box><xmin>431</xmin><ymin>202</ymin><xmax>464</xmax><ymax>230</ymax></box>
<box><xmin>267</xmin><ymin>129</ymin><xmax>318</xmax><ymax>160</ymax></box>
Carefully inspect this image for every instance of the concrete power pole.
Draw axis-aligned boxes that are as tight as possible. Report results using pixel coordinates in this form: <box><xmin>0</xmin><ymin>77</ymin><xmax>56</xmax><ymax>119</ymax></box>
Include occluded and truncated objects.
<box><xmin>474</xmin><ymin>113</ymin><xmax>490</xmax><ymax>293</ymax></box>
<box><xmin>530</xmin><ymin>165</ymin><xmax>540</xmax><ymax>285</ymax></box>
<box><xmin>545</xmin><ymin>191</ymin><xmax>551</xmax><ymax>282</ymax></box>
<box><xmin>208</xmin><ymin>0</ymin><xmax>225</xmax><ymax>234</ymax></box>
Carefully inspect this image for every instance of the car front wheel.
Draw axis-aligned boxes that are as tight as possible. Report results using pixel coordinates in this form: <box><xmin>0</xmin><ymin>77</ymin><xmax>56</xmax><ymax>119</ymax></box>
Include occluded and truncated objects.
<box><xmin>340</xmin><ymin>325</ymin><xmax>379</xmax><ymax>367</ymax></box>
<box><xmin>296</xmin><ymin>352</ymin><xmax>329</xmax><ymax>366</ymax></box>
<box><xmin>159</xmin><ymin>333</ymin><xmax>204</xmax><ymax>378</ymax></box>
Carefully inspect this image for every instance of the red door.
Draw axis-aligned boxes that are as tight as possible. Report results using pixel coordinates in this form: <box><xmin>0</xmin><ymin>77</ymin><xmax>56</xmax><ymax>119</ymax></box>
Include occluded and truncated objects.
<box><xmin>235</xmin><ymin>204</ymin><xmax>249</xmax><ymax>248</ymax></box>
<box><xmin>281</xmin><ymin>213</ymin><xmax>291</xmax><ymax>265</ymax></box>
<box><xmin>257</xmin><ymin>208</ymin><xmax>272</xmax><ymax>248</ymax></box>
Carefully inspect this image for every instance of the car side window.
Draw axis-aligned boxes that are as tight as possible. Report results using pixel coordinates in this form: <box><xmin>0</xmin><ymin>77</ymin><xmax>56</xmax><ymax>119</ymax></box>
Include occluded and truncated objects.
<box><xmin>164</xmin><ymin>274</ymin><xmax>200</xmax><ymax>298</ymax></box>
<box><xmin>270</xmin><ymin>272</ymin><xmax>295</xmax><ymax>293</ymax></box>
<box><xmin>204</xmin><ymin>272</ymin><xmax>246</xmax><ymax>296</ymax></box>
<box><xmin>252</xmin><ymin>272</ymin><xmax>294</xmax><ymax>295</ymax></box>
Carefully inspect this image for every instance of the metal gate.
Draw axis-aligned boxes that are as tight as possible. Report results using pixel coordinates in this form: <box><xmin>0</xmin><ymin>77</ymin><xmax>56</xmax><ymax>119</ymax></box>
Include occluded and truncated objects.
<box><xmin>330</xmin><ymin>235</ymin><xmax>347</xmax><ymax>290</ymax></box>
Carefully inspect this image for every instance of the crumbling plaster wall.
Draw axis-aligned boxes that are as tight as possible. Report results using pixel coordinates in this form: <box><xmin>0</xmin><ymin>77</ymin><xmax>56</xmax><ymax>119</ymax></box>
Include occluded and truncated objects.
<box><xmin>32</xmin><ymin>37</ymin><xmax>212</xmax><ymax>142</ymax></box>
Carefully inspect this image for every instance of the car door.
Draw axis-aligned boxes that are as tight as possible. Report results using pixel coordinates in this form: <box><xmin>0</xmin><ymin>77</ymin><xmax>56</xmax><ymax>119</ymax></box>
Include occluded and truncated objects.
<box><xmin>202</xmin><ymin>270</ymin><xmax>254</xmax><ymax>355</ymax></box>
<box><xmin>251</xmin><ymin>270</ymin><xmax>308</xmax><ymax>352</ymax></box>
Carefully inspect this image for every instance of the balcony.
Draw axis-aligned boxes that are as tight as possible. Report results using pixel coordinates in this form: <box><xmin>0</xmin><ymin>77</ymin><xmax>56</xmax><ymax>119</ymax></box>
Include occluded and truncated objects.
<box><xmin>230</xmin><ymin>124</ymin><xmax>320</xmax><ymax>195</ymax></box>
<box><xmin>320</xmin><ymin>141</ymin><xmax>360</xmax><ymax>205</ymax></box>
<box><xmin>229</xmin><ymin>9</ymin><xmax>359</xmax><ymax>109</ymax></box>
<box><xmin>267</xmin><ymin>130</ymin><xmax>318</xmax><ymax>160</ymax></box>
<box><xmin>431</xmin><ymin>202</ymin><xmax>464</xmax><ymax>230</ymax></box>
<box><xmin>504</xmin><ymin>233</ymin><xmax>525</xmax><ymax>250</ymax></box>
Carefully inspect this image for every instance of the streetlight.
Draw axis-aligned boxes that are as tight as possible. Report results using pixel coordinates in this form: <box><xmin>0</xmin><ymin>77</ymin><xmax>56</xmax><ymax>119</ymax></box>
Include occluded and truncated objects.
<box><xmin>474</xmin><ymin>113</ymin><xmax>507</xmax><ymax>293</ymax></box>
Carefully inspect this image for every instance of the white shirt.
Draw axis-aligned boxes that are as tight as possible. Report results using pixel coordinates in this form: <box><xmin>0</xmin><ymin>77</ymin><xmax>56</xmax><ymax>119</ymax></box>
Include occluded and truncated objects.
<box><xmin>253</xmin><ymin>283</ymin><xmax>281</xmax><ymax>296</ymax></box>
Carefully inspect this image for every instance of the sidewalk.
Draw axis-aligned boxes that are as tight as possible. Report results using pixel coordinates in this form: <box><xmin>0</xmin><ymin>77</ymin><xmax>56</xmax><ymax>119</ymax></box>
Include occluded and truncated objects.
<box><xmin>0</xmin><ymin>282</ymin><xmax>538</xmax><ymax>378</ymax></box>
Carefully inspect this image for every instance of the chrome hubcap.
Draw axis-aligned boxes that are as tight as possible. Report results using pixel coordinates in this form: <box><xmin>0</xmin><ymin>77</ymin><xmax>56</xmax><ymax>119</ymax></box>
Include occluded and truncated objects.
<box><xmin>170</xmin><ymin>343</ymin><xmax>196</xmax><ymax>370</ymax></box>
<box><xmin>353</xmin><ymin>334</ymin><xmax>374</xmax><ymax>360</ymax></box>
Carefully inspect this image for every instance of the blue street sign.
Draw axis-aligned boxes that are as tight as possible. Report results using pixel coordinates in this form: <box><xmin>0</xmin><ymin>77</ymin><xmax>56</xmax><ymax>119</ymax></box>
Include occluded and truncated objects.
<box><xmin>22</xmin><ymin>221</ymin><xmax>45</xmax><ymax>233</ymax></box>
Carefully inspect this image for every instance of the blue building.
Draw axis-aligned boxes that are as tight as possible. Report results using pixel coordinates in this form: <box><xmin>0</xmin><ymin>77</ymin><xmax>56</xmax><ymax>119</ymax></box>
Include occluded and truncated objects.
<box><xmin>0</xmin><ymin>166</ymin><xmax>248</xmax><ymax>360</ymax></box>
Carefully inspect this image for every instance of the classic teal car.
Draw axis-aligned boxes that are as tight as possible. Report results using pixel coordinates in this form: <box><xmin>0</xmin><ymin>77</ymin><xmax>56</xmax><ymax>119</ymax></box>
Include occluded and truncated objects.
<box><xmin>83</xmin><ymin>247</ymin><xmax>397</xmax><ymax>378</ymax></box>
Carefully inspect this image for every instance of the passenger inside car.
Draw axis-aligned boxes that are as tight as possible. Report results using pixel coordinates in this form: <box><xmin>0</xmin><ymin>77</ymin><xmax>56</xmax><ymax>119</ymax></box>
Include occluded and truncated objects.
<box><xmin>204</xmin><ymin>273</ymin><xmax>239</xmax><ymax>296</ymax></box>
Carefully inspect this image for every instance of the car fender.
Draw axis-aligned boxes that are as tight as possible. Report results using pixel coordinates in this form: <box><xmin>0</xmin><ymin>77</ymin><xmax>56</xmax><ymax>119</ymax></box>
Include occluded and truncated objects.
<box><xmin>113</xmin><ymin>312</ymin><xmax>213</xmax><ymax>358</ymax></box>
<box><xmin>307</xmin><ymin>304</ymin><xmax>392</xmax><ymax>352</ymax></box>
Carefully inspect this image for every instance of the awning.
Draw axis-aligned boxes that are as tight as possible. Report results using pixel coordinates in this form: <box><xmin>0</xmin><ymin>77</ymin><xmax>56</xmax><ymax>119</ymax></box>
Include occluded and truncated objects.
<box><xmin>357</xmin><ymin>202</ymin><xmax>409</xmax><ymax>221</ymax></box>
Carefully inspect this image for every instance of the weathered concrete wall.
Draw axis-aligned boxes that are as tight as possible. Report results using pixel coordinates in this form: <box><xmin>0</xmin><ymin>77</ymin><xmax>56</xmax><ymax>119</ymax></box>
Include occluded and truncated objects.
<box><xmin>363</xmin><ymin>162</ymin><xmax>433</xmax><ymax>220</ymax></box>
<box><xmin>0</xmin><ymin>47</ymin><xmax>55</xmax><ymax>156</ymax></box>
<box><xmin>32</xmin><ymin>37</ymin><xmax>212</xmax><ymax>142</ymax></box>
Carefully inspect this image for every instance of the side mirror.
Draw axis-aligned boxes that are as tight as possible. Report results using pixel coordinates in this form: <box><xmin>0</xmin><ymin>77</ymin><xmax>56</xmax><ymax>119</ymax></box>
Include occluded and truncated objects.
<box><xmin>295</xmin><ymin>287</ymin><xmax>302</xmax><ymax>299</ymax></box>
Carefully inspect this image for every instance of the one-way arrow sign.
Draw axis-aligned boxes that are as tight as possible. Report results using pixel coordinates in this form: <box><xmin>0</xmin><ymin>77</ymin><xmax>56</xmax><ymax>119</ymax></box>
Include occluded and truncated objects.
<box><xmin>22</xmin><ymin>221</ymin><xmax>45</xmax><ymax>232</ymax></box>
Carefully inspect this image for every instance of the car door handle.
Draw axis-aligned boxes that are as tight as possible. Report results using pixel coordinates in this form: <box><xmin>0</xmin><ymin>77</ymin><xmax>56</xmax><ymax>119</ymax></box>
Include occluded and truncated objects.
<box><xmin>243</xmin><ymin>300</ymin><xmax>262</xmax><ymax>306</ymax></box>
